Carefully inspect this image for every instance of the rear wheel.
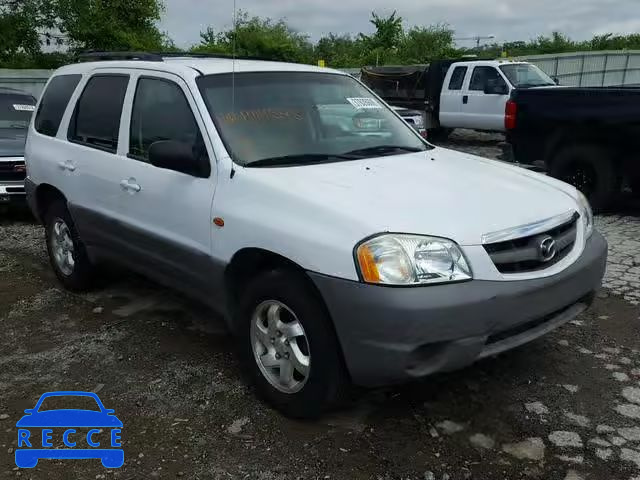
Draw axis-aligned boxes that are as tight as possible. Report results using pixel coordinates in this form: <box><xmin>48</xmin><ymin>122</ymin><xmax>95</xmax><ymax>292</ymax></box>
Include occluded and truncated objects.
<box><xmin>44</xmin><ymin>200</ymin><xmax>96</xmax><ymax>291</ymax></box>
<box><xmin>549</xmin><ymin>144</ymin><xmax>620</xmax><ymax>213</ymax></box>
<box><xmin>239</xmin><ymin>269</ymin><xmax>349</xmax><ymax>418</ymax></box>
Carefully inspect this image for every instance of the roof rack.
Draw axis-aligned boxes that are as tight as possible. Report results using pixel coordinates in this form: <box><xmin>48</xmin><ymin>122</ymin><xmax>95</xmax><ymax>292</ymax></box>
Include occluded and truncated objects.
<box><xmin>76</xmin><ymin>51</ymin><xmax>273</xmax><ymax>63</ymax></box>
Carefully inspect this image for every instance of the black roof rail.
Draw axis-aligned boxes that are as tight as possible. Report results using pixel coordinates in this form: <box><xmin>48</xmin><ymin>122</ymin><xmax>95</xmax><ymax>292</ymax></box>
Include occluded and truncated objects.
<box><xmin>76</xmin><ymin>51</ymin><xmax>275</xmax><ymax>63</ymax></box>
<box><xmin>76</xmin><ymin>51</ymin><xmax>164</xmax><ymax>62</ymax></box>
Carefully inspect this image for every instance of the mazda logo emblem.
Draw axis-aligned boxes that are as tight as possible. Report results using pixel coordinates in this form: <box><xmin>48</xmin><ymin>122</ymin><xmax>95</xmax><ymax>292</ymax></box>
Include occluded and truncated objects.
<box><xmin>539</xmin><ymin>236</ymin><xmax>557</xmax><ymax>262</ymax></box>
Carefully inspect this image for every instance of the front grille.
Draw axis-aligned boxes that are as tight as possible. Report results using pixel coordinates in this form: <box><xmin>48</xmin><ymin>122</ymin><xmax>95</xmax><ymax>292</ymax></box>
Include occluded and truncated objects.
<box><xmin>0</xmin><ymin>161</ymin><xmax>26</xmax><ymax>182</ymax></box>
<box><xmin>484</xmin><ymin>213</ymin><xmax>579</xmax><ymax>274</ymax></box>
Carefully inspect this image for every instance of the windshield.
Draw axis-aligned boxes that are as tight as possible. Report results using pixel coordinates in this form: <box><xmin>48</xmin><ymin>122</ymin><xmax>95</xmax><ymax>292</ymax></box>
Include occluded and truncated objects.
<box><xmin>197</xmin><ymin>72</ymin><xmax>430</xmax><ymax>166</ymax></box>
<box><xmin>499</xmin><ymin>64</ymin><xmax>556</xmax><ymax>88</ymax></box>
<box><xmin>0</xmin><ymin>94</ymin><xmax>36</xmax><ymax>130</ymax></box>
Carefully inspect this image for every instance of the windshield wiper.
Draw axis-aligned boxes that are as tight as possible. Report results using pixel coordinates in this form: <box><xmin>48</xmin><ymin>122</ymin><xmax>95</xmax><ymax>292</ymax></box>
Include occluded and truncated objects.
<box><xmin>246</xmin><ymin>153</ymin><xmax>358</xmax><ymax>168</ymax></box>
<box><xmin>341</xmin><ymin>145</ymin><xmax>426</xmax><ymax>158</ymax></box>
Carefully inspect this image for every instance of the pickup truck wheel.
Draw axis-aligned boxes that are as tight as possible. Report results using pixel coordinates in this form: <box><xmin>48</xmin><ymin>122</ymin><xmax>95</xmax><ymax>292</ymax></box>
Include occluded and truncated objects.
<box><xmin>428</xmin><ymin>127</ymin><xmax>453</xmax><ymax>142</ymax></box>
<box><xmin>240</xmin><ymin>269</ymin><xmax>348</xmax><ymax>418</ymax></box>
<box><xmin>549</xmin><ymin>145</ymin><xmax>620</xmax><ymax>212</ymax></box>
<box><xmin>44</xmin><ymin>200</ymin><xmax>95</xmax><ymax>291</ymax></box>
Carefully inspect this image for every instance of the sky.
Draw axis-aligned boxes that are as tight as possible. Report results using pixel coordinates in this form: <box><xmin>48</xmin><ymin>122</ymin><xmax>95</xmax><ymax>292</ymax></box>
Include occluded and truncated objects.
<box><xmin>159</xmin><ymin>0</ymin><xmax>640</xmax><ymax>48</ymax></box>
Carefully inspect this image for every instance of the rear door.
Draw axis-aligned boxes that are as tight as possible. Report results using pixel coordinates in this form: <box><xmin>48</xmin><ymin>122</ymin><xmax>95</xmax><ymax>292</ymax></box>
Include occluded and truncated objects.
<box><xmin>457</xmin><ymin>66</ymin><xmax>510</xmax><ymax>131</ymax></box>
<box><xmin>439</xmin><ymin>65</ymin><xmax>468</xmax><ymax>128</ymax></box>
<box><xmin>62</xmin><ymin>72</ymin><xmax>132</xmax><ymax>250</ymax></box>
<box><xmin>114</xmin><ymin>71</ymin><xmax>218</xmax><ymax>301</ymax></box>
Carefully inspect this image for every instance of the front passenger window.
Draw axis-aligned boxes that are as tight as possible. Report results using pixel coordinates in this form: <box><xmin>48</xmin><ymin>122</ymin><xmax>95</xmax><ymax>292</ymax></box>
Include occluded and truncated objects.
<box><xmin>129</xmin><ymin>77</ymin><xmax>208</xmax><ymax>167</ymax></box>
<box><xmin>469</xmin><ymin>67</ymin><xmax>506</xmax><ymax>91</ymax></box>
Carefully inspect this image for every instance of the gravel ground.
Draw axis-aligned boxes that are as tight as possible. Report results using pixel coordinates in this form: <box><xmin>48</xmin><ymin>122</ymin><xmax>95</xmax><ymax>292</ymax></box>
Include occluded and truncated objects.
<box><xmin>1</xmin><ymin>130</ymin><xmax>640</xmax><ymax>480</ymax></box>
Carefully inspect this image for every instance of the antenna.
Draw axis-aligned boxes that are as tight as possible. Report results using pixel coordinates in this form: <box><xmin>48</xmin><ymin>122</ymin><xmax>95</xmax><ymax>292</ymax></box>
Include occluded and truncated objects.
<box><xmin>230</xmin><ymin>0</ymin><xmax>237</xmax><ymax>179</ymax></box>
<box><xmin>232</xmin><ymin>0</ymin><xmax>237</xmax><ymax>116</ymax></box>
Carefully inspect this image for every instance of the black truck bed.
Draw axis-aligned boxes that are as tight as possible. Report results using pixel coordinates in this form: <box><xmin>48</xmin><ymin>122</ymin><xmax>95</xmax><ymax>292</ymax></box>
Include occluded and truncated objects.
<box><xmin>506</xmin><ymin>86</ymin><xmax>640</xmax><ymax>210</ymax></box>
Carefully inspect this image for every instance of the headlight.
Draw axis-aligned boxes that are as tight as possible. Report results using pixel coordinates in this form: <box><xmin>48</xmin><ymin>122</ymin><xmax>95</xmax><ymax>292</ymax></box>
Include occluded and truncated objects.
<box><xmin>576</xmin><ymin>191</ymin><xmax>594</xmax><ymax>238</ymax></box>
<box><xmin>355</xmin><ymin>234</ymin><xmax>472</xmax><ymax>285</ymax></box>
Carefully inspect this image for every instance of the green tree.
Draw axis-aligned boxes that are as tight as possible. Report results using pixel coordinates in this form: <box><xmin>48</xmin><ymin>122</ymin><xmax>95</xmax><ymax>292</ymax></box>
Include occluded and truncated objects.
<box><xmin>193</xmin><ymin>11</ymin><xmax>313</xmax><ymax>63</ymax></box>
<box><xmin>314</xmin><ymin>33</ymin><xmax>365</xmax><ymax>67</ymax></box>
<box><xmin>0</xmin><ymin>0</ymin><xmax>55</xmax><ymax>59</ymax></box>
<box><xmin>360</xmin><ymin>11</ymin><xmax>403</xmax><ymax>50</ymax></box>
<box><xmin>399</xmin><ymin>24</ymin><xmax>456</xmax><ymax>63</ymax></box>
<box><xmin>54</xmin><ymin>0</ymin><xmax>166</xmax><ymax>51</ymax></box>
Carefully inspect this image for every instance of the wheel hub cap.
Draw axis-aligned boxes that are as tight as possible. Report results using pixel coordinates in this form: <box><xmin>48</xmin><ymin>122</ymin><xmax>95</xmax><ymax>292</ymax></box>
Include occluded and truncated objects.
<box><xmin>51</xmin><ymin>218</ymin><xmax>75</xmax><ymax>276</ymax></box>
<box><xmin>250</xmin><ymin>300</ymin><xmax>310</xmax><ymax>394</ymax></box>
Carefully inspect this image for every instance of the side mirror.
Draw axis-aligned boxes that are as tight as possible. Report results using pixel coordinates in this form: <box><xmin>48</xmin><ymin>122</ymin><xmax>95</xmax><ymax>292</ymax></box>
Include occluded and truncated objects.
<box><xmin>105</xmin><ymin>409</ymin><xmax>115</xmax><ymax>415</ymax></box>
<box><xmin>148</xmin><ymin>140</ymin><xmax>206</xmax><ymax>177</ymax></box>
<box><xmin>24</xmin><ymin>409</ymin><xmax>34</xmax><ymax>414</ymax></box>
<box><xmin>484</xmin><ymin>79</ymin><xmax>509</xmax><ymax>95</ymax></box>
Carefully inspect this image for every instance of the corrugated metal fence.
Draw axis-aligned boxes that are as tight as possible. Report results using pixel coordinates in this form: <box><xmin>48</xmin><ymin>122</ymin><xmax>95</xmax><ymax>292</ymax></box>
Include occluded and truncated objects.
<box><xmin>517</xmin><ymin>50</ymin><xmax>640</xmax><ymax>87</ymax></box>
<box><xmin>0</xmin><ymin>69</ymin><xmax>52</xmax><ymax>98</ymax></box>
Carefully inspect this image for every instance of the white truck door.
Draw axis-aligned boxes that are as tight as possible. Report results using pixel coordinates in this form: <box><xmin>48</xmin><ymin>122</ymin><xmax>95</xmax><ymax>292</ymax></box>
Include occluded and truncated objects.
<box><xmin>458</xmin><ymin>66</ymin><xmax>510</xmax><ymax>131</ymax></box>
<box><xmin>439</xmin><ymin>65</ymin><xmax>468</xmax><ymax>128</ymax></box>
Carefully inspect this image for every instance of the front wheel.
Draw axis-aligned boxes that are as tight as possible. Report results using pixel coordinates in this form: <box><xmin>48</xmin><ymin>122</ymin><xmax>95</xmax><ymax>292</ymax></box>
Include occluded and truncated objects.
<box><xmin>240</xmin><ymin>269</ymin><xmax>349</xmax><ymax>418</ymax></box>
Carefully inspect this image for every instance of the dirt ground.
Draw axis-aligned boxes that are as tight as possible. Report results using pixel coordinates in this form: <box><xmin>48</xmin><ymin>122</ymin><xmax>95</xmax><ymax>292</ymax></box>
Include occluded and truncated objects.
<box><xmin>2</xmin><ymin>133</ymin><xmax>640</xmax><ymax>480</ymax></box>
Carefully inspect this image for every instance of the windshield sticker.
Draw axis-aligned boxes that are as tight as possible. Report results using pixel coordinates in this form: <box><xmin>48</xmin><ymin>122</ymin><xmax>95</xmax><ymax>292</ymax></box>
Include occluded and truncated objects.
<box><xmin>346</xmin><ymin>97</ymin><xmax>382</xmax><ymax>110</ymax></box>
<box><xmin>13</xmin><ymin>104</ymin><xmax>35</xmax><ymax>112</ymax></box>
<box><xmin>220</xmin><ymin>109</ymin><xmax>304</xmax><ymax>124</ymax></box>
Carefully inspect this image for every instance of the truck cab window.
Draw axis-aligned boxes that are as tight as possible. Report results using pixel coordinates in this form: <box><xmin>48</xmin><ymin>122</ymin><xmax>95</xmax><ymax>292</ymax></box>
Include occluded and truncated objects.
<box><xmin>448</xmin><ymin>67</ymin><xmax>468</xmax><ymax>90</ymax></box>
<box><xmin>469</xmin><ymin>67</ymin><xmax>506</xmax><ymax>91</ymax></box>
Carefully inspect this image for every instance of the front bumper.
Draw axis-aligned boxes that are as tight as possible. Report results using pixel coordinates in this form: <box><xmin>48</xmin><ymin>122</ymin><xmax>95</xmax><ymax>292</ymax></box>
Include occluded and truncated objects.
<box><xmin>0</xmin><ymin>181</ymin><xmax>26</xmax><ymax>205</ymax></box>
<box><xmin>310</xmin><ymin>231</ymin><xmax>608</xmax><ymax>387</ymax></box>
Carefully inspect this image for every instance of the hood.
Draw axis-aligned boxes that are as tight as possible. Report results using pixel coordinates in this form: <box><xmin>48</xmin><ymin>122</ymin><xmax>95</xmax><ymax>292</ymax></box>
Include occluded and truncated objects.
<box><xmin>242</xmin><ymin>148</ymin><xmax>579</xmax><ymax>246</ymax></box>
<box><xmin>0</xmin><ymin>128</ymin><xmax>27</xmax><ymax>157</ymax></box>
<box><xmin>16</xmin><ymin>410</ymin><xmax>123</xmax><ymax>428</ymax></box>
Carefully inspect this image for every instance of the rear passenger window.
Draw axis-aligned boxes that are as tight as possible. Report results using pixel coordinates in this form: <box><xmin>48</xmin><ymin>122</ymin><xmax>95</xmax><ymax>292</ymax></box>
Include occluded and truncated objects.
<box><xmin>34</xmin><ymin>74</ymin><xmax>81</xmax><ymax>137</ymax></box>
<box><xmin>68</xmin><ymin>75</ymin><xmax>129</xmax><ymax>152</ymax></box>
<box><xmin>448</xmin><ymin>67</ymin><xmax>467</xmax><ymax>90</ymax></box>
<box><xmin>129</xmin><ymin>77</ymin><xmax>207</xmax><ymax>164</ymax></box>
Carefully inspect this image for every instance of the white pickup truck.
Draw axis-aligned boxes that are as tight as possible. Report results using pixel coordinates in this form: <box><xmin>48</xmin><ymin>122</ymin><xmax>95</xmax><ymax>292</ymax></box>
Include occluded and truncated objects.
<box><xmin>361</xmin><ymin>60</ymin><xmax>558</xmax><ymax>138</ymax></box>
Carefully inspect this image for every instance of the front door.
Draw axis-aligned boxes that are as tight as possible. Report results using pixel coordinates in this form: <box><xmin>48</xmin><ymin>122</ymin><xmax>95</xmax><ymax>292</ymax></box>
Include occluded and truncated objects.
<box><xmin>115</xmin><ymin>72</ymin><xmax>219</xmax><ymax>301</ymax></box>
<box><xmin>458</xmin><ymin>66</ymin><xmax>510</xmax><ymax>131</ymax></box>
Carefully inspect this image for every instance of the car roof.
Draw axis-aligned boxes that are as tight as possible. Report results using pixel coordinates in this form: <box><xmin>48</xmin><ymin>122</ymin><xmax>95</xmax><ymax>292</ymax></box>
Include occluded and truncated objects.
<box><xmin>452</xmin><ymin>59</ymin><xmax>529</xmax><ymax>67</ymax></box>
<box><xmin>53</xmin><ymin>57</ymin><xmax>347</xmax><ymax>80</ymax></box>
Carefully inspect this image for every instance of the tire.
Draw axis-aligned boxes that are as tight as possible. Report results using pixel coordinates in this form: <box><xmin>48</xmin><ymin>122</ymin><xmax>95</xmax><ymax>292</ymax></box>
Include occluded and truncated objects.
<box><xmin>239</xmin><ymin>268</ymin><xmax>349</xmax><ymax>418</ymax></box>
<box><xmin>549</xmin><ymin>144</ymin><xmax>620</xmax><ymax>213</ymax></box>
<box><xmin>44</xmin><ymin>199</ymin><xmax>95</xmax><ymax>291</ymax></box>
<box><xmin>428</xmin><ymin>127</ymin><xmax>453</xmax><ymax>142</ymax></box>
<box><xmin>631</xmin><ymin>176</ymin><xmax>640</xmax><ymax>198</ymax></box>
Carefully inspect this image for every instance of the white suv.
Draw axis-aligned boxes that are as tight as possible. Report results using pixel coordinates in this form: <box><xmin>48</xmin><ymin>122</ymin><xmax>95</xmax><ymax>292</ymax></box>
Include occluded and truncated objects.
<box><xmin>25</xmin><ymin>53</ymin><xmax>607</xmax><ymax>418</ymax></box>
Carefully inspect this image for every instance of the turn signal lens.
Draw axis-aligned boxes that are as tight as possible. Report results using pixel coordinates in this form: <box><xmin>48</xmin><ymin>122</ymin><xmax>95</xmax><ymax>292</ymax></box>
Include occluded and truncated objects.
<box><xmin>356</xmin><ymin>244</ymin><xmax>380</xmax><ymax>283</ymax></box>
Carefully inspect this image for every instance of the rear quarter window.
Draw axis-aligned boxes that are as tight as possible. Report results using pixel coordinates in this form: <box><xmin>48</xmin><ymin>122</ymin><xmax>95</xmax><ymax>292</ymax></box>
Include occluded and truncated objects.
<box><xmin>34</xmin><ymin>74</ymin><xmax>82</xmax><ymax>137</ymax></box>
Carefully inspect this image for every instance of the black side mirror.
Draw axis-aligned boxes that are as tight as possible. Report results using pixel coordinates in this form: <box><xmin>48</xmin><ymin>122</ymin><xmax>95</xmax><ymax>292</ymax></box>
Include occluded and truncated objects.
<box><xmin>148</xmin><ymin>140</ymin><xmax>206</xmax><ymax>177</ymax></box>
<box><xmin>484</xmin><ymin>79</ymin><xmax>509</xmax><ymax>95</ymax></box>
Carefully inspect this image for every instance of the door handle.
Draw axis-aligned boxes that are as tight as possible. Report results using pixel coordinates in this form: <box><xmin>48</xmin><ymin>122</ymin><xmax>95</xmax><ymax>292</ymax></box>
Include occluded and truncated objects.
<box><xmin>462</xmin><ymin>95</ymin><xmax>469</xmax><ymax>104</ymax></box>
<box><xmin>58</xmin><ymin>161</ymin><xmax>76</xmax><ymax>172</ymax></box>
<box><xmin>120</xmin><ymin>179</ymin><xmax>141</xmax><ymax>193</ymax></box>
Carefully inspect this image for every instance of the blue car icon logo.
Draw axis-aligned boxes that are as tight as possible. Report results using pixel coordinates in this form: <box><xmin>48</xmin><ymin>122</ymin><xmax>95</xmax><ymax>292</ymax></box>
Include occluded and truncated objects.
<box><xmin>15</xmin><ymin>391</ymin><xmax>123</xmax><ymax>468</ymax></box>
